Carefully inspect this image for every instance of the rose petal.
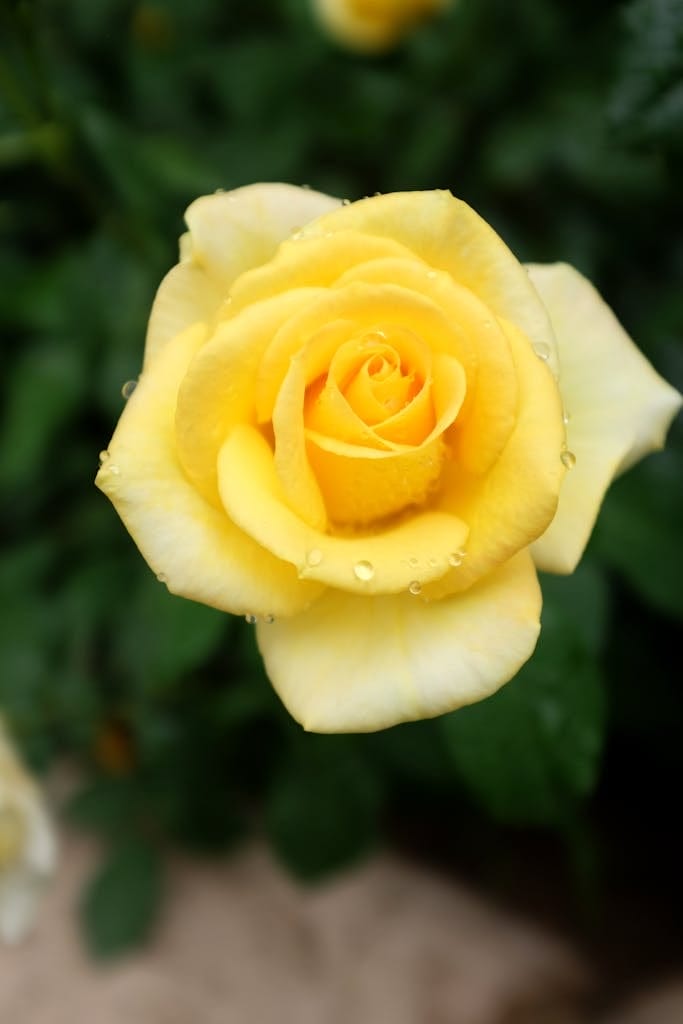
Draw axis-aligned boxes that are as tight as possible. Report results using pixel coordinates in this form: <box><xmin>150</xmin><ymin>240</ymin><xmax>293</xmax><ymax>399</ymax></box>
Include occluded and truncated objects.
<box><xmin>334</xmin><ymin>258</ymin><xmax>519</xmax><ymax>472</ymax></box>
<box><xmin>527</xmin><ymin>262</ymin><xmax>682</xmax><ymax>574</ymax></box>
<box><xmin>175</xmin><ymin>287</ymin><xmax>326</xmax><ymax>504</ymax></box>
<box><xmin>230</xmin><ymin>229</ymin><xmax>419</xmax><ymax>316</ymax></box>
<box><xmin>217</xmin><ymin>424</ymin><xmax>469</xmax><ymax>594</ymax></box>
<box><xmin>425</xmin><ymin>319</ymin><xmax>566</xmax><ymax>596</ymax></box>
<box><xmin>256</xmin><ymin>550</ymin><xmax>541</xmax><ymax>732</ymax></box>
<box><xmin>144</xmin><ymin>262</ymin><xmax>225</xmax><ymax>368</ymax></box>
<box><xmin>304</xmin><ymin>353</ymin><xmax>466</xmax><ymax>524</ymax></box>
<box><xmin>183</xmin><ymin>183</ymin><xmax>341</xmax><ymax>289</ymax></box>
<box><xmin>307</xmin><ymin>191</ymin><xmax>560</xmax><ymax>376</ymax></box>
<box><xmin>97</xmin><ymin>325</ymin><xmax>323</xmax><ymax>617</ymax></box>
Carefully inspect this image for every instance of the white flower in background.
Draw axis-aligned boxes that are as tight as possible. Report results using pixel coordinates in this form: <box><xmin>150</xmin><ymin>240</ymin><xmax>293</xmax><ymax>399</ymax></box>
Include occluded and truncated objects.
<box><xmin>0</xmin><ymin>720</ymin><xmax>57</xmax><ymax>944</ymax></box>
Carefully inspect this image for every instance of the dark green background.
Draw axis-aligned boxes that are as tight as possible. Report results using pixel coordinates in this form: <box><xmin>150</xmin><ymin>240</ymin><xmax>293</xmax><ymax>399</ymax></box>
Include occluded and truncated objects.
<box><xmin>1</xmin><ymin>0</ymin><xmax>681</xmax><ymax>982</ymax></box>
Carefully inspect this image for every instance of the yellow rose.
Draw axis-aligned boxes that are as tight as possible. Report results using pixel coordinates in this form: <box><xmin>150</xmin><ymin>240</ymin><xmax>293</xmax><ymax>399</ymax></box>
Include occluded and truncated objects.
<box><xmin>313</xmin><ymin>0</ymin><xmax>451</xmax><ymax>52</ymax></box>
<box><xmin>96</xmin><ymin>185</ymin><xmax>681</xmax><ymax>732</ymax></box>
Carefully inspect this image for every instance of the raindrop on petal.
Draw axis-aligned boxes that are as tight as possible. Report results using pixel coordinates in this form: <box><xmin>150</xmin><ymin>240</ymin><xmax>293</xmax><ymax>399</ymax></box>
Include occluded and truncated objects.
<box><xmin>408</xmin><ymin>580</ymin><xmax>422</xmax><ymax>596</ymax></box>
<box><xmin>121</xmin><ymin>379</ymin><xmax>138</xmax><ymax>400</ymax></box>
<box><xmin>560</xmin><ymin>447</ymin><xmax>576</xmax><ymax>469</ymax></box>
<box><xmin>353</xmin><ymin>560</ymin><xmax>375</xmax><ymax>582</ymax></box>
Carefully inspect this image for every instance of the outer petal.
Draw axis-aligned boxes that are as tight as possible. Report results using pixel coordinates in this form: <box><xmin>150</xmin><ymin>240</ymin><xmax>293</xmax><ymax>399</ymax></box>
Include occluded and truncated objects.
<box><xmin>257</xmin><ymin>550</ymin><xmax>541</xmax><ymax>733</ymax></box>
<box><xmin>184</xmin><ymin>184</ymin><xmax>341</xmax><ymax>289</ymax></box>
<box><xmin>96</xmin><ymin>325</ymin><xmax>323</xmax><ymax>617</ymax></box>
<box><xmin>143</xmin><ymin>262</ymin><xmax>224</xmax><ymax>368</ymax></box>
<box><xmin>528</xmin><ymin>263</ymin><xmax>682</xmax><ymax>574</ymax></box>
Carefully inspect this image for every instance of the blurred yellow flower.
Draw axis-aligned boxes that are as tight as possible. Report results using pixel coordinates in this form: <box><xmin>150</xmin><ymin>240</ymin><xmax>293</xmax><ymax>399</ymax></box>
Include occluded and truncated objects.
<box><xmin>97</xmin><ymin>185</ymin><xmax>681</xmax><ymax>733</ymax></box>
<box><xmin>313</xmin><ymin>0</ymin><xmax>451</xmax><ymax>51</ymax></box>
<box><xmin>0</xmin><ymin>720</ymin><xmax>57</xmax><ymax>944</ymax></box>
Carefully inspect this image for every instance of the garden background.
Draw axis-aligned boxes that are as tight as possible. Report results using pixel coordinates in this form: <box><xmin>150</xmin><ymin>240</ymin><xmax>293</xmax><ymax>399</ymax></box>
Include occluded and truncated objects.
<box><xmin>1</xmin><ymin>0</ymin><xmax>681</xmax><ymax>994</ymax></box>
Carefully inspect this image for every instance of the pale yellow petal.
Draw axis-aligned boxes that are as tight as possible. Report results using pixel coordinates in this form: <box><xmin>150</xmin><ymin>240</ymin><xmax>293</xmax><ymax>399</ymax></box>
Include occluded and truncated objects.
<box><xmin>96</xmin><ymin>325</ymin><xmax>323</xmax><ymax>617</ymax></box>
<box><xmin>143</xmin><ymin>262</ymin><xmax>224</xmax><ymax>368</ymax></box>
<box><xmin>184</xmin><ymin>183</ymin><xmax>341</xmax><ymax>288</ymax></box>
<box><xmin>257</xmin><ymin>550</ymin><xmax>541</xmax><ymax>733</ymax></box>
<box><xmin>217</xmin><ymin>425</ymin><xmax>469</xmax><ymax>594</ymax></box>
<box><xmin>307</xmin><ymin>191</ymin><xmax>559</xmax><ymax>375</ymax></box>
<box><xmin>527</xmin><ymin>262</ymin><xmax>682</xmax><ymax>574</ymax></box>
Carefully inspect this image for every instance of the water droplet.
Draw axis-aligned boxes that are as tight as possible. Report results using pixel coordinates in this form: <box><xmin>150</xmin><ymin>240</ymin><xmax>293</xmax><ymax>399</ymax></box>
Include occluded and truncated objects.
<box><xmin>408</xmin><ymin>580</ymin><xmax>422</xmax><ymax>596</ymax></box>
<box><xmin>341</xmin><ymin>198</ymin><xmax>351</xmax><ymax>206</ymax></box>
<box><xmin>448</xmin><ymin>549</ymin><xmax>466</xmax><ymax>568</ymax></box>
<box><xmin>560</xmin><ymin>447</ymin><xmax>576</xmax><ymax>469</ymax></box>
<box><xmin>306</xmin><ymin>548</ymin><xmax>323</xmax><ymax>567</ymax></box>
<box><xmin>428</xmin><ymin>557</ymin><xmax>438</xmax><ymax>568</ymax></box>
<box><xmin>98</xmin><ymin>450</ymin><xmax>110</xmax><ymax>465</ymax></box>
<box><xmin>301</xmin><ymin>183</ymin><xmax>311</xmax><ymax>190</ymax></box>
<box><xmin>263</xmin><ymin>614</ymin><xmax>275</xmax><ymax>624</ymax></box>
<box><xmin>121</xmin><ymin>379</ymin><xmax>137</xmax><ymax>400</ymax></box>
<box><xmin>156</xmin><ymin>572</ymin><xmax>167</xmax><ymax>584</ymax></box>
<box><xmin>563</xmin><ymin>409</ymin><xmax>571</xmax><ymax>425</ymax></box>
<box><xmin>109</xmin><ymin>464</ymin><xmax>120</xmax><ymax>475</ymax></box>
<box><xmin>408</xmin><ymin>557</ymin><xmax>419</xmax><ymax>569</ymax></box>
<box><xmin>291</xmin><ymin>229</ymin><xmax>303</xmax><ymax>241</ymax></box>
<box><xmin>214</xmin><ymin>187</ymin><xmax>225</xmax><ymax>194</ymax></box>
<box><xmin>245</xmin><ymin>614</ymin><xmax>258</xmax><ymax>625</ymax></box>
<box><xmin>353</xmin><ymin>560</ymin><xmax>375</xmax><ymax>582</ymax></box>
<box><xmin>533</xmin><ymin>342</ymin><xmax>551</xmax><ymax>361</ymax></box>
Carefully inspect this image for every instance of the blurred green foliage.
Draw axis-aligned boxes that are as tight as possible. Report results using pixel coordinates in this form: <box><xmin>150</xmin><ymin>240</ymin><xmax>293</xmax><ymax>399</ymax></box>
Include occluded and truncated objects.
<box><xmin>1</xmin><ymin>0</ymin><xmax>681</xmax><ymax>957</ymax></box>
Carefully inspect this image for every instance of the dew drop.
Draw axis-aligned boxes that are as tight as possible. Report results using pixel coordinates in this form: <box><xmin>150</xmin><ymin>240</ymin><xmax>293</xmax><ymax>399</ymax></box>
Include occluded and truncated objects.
<box><xmin>341</xmin><ymin>198</ymin><xmax>351</xmax><ymax>206</ymax></box>
<box><xmin>245</xmin><ymin>614</ymin><xmax>258</xmax><ymax>625</ymax></box>
<box><xmin>533</xmin><ymin>342</ymin><xmax>550</xmax><ymax>361</ymax></box>
<box><xmin>408</xmin><ymin>580</ymin><xmax>422</xmax><ymax>596</ymax></box>
<box><xmin>214</xmin><ymin>187</ymin><xmax>225</xmax><ymax>194</ymax></box>
<box><xmin>306</xmin><ymin>548</ymin><xmax>323</xmax><ymax>567</ymax></box>
<box><xmin>121</xmin><ymin>379</ymin><xmax>137</xmax><ymax>400</ymax></box>
<box><xmin>291</xmin><ymin>229</ymin><xmax>303</xmax><ymax>241</ymax></box>
<box><xmin>156</xmin><ymin>572</ymin><xmax>167</xmax><ymax>584</ymax></box>
<box><xmin>408</xmin><ymin>557</ymin><xmax>419</xmax><ymax>568</ymax></box>
<box><xmin>563</xmin><ymin>409</ymin><xmax>571</xmax><ymax>425</ymax></box>
<box><xmin>353</xmin><ymin>560</ymin><xmax>375</xmax><ymax>582</ymax></box>
<box><xmin>98</xmin><ymin>449</ymin><xmax>110</xmax><ymax>465</ymax></box>
<box><xmin>448</xmin><ymin>549</ymin><xmax>466</xmax><ymax>568</ymax></box>
<box><xmin>109</xmin><ymin>464</ymin><xmax>120</xmax><ymax>475</ymax></box>
<box><xmin>301</xmin><ymin>183</ymin><xmax>311</xmax><ymax>190</ymax></box>
<box><xmin>560</xmin><ymin>447</ymin><xmax>576</xmax><ymax>470</ymax></box>
<box><xmin>263</xmin><ymin>614</ymin><xmax>275</xmax><ymax>624</ymax></box>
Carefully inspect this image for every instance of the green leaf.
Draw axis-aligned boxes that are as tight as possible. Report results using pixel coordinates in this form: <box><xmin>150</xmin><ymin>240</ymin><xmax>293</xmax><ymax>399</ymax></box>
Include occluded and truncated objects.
<box><xmin>81</xmin><ymin>839</ymin><xmax>163</xmax><ymax>959</ymax></box>
<box><xmin>593</xmin><ymin>446</ymin><xmax>683</xmax><ymax>620</ymax></box>
<box><xmin>266</xmin><ymin>737</ymin><xmax>381</xmax><ymax>880</ymax></box>
<box><xmin>66</xmin><ymin>778</ymin><xmax>140</xmax><ymax>838</ymax></box>
<box><xmin>0</xmin><ymin>343</ymin><xmax>85</xmax><ymax>489</ymax></box>
<box><xmin>112</xmin><ymin>571</ymin><xmax>229</xmax><ymax>692</ymax></box>
<box><xmin>440</xmin><ymin>586</ymin><xmax>606</xmax><ymax>826</ymax></box>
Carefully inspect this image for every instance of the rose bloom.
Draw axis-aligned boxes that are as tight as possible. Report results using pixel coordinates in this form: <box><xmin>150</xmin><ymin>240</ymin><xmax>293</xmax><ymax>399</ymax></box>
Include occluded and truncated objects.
<box><xmin>97</xmin><ymin>185</ymin><xmax>681</xmax><ymax>732</ymax></box>
<box><xmin>313</xmin><ymin>0</ymin><xmax>451</xmax><ymax>52</ymax></box>
<box><xmin>0</xmin><ymin>720</ymin><xmax>57</xmax><ymax>944</ymax></box>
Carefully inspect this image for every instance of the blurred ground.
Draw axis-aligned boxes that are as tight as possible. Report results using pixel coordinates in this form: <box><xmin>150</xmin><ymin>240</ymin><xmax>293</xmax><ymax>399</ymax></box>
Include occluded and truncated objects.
<box><xmin>0</xmin><ymin>832</ymin><xmax>590</xmax><ymax>1024</ymax></box>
